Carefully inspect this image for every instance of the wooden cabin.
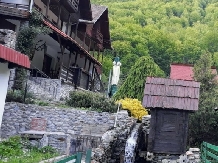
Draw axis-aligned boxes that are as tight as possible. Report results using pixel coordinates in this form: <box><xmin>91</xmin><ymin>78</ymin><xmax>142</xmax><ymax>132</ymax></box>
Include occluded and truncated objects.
<box><xmin>142</xmin><ymin>77</ymin><xmax>200</xmax><ymax>154</ymax></box>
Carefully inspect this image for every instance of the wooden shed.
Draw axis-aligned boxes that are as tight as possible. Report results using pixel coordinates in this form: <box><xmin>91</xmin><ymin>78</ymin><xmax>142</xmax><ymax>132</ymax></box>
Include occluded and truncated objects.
<box><xmin>142</xmin><ymin>77</ymin><xmax>200</xmax><ymax>154</ymax></box>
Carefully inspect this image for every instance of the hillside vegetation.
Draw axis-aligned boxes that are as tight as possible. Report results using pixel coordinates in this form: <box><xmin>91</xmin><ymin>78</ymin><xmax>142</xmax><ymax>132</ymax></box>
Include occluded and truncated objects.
<box><xmin>93</xmin><ymin>0</ymin><xmax>218</xmax><ymax>76</ymax></box>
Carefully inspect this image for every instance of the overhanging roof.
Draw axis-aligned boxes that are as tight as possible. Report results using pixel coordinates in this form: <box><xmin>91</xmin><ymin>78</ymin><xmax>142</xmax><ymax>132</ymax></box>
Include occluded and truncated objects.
<box><xmin>0</xmin><ymin>44</ymin><xmax>30</xmax><ymax>68</ymax></box>
<box><xmin>43</xmin><ymin>20</ymin><xmax>102</xmax><ymax>66</ymax></box>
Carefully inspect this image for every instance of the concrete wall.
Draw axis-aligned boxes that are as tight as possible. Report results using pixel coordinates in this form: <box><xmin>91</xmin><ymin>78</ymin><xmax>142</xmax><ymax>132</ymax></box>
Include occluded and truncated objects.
<box><xmin>0</xmin><ymin>63</ymin><xmax>10</xmax><ymax>134</ymax></box>
<box><xmin>31</xmin><ymin>45</ymin><xmax>58</xmax><ymax>71</ymax></box>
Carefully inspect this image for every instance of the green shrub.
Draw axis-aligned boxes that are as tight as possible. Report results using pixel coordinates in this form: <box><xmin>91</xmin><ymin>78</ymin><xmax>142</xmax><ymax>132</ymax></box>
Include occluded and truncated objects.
<box><xmin>66</xmin><ymin>91</ymin><xmax>118</xmax><ymax>113</ymax></box>
<box><xmin>0</xmin><ymin>136</ymin><xmax>57</xmax><ymax>162</ymax></box>
<box><xmin>189</xmin><ymin>110</ymin><xmax>218</xmax><ymax>147</ymax></box>
<box><xmin>37</xmin><ymin>101</ymin><xmax>49</xmax><ymax>106</ymax></box>
<box><xmin>6</xmin><ymin>90</ymin><xmax>35</xmax><ymax>104</ymax></box>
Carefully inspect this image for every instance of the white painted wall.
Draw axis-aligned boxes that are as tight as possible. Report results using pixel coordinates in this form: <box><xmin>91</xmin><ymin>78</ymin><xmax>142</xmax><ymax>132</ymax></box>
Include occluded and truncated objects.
<box><xmin>31</xmin><ymin>45</ymin><xmax>58</xmax><ymax>70</ymax></box>
<box><xmin>0</xmin><ymin>62</ymin><xmax>10</xmax><ymax>134</ymax></box>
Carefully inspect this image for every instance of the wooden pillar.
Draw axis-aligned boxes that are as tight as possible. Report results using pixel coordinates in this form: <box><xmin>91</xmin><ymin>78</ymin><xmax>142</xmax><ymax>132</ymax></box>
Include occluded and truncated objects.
<box><xmin>66</xmin><ymin>13</ymin><xmax>71</xmax><ymax>34</ymax></box>
<box><xmin>83</xmin><ymin>56</ymin><xmax>87</xmax><ymax>70</ymax></box>
<box><xmin>82</xmin><ymin>32</ymin><xmax>87</xmax><ymax>47</ymax></box>
<box><xmin>57</xmin><ymin>4</ymin><xmax>62</xmax><ymax>28</ymax></box>
<box><xmin>92</xmin><ymin>43</ymin><xmax>96</xmax><ymax>57</ymax></box>
<box><xmin>91</xmin><ymin>65</ymin><xmax>95</xmax><ymax>91</ymax></box>
<box><xmin>66</xmin><ymin>52</ymin><xmax>72</xmax><ymax>81</ymax></box>
<box><xmin>74</xmin><ymin>22</ymin><xmax>79</xmax><ymax>39</ymax></box>
<box><xmin>88</xmin><ymin>59</ymin><xmax>92</xmax><ymax>73</ymax></box>
<box><xmin>45</xmin><ymin>0</ymin><xmax>51</xmax><ymax>18</ymax></box>
<box><xmin>88</xmin><ymin>37</ymin><xmax>92</xmax><ymax>52</ymax></box>
<box><xmin>74</xmin><ymin>51</ymin><xmax>78</xmax><ymax>65</ymax></box>
<box><xmin>57</xmin><ymin>35</ymin><xmax>65</xmax><ymax>78</ymax></box>
<box><xmin>97</xmin><ymin>49</ymin><xmax>100</xmax><ymax>61</ymax></box>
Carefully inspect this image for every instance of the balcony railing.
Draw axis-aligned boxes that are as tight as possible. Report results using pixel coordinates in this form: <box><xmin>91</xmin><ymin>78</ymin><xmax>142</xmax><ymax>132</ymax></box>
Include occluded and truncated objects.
<box><xmin>0</xmin><ymin>1</ymin><xmax>30</xmax><ymax>10</ymax></box>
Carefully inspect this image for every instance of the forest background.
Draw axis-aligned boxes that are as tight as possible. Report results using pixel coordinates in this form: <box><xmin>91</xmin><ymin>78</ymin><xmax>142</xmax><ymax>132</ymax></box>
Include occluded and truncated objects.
<box><xmin>93</xmin><ymin>0</ymin><xmax>218</xmax><ymax>82</ymax></box>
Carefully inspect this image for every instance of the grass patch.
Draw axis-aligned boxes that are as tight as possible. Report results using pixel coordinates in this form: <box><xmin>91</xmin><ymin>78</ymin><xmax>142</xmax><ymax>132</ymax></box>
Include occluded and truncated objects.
<box><xmin>0</xmin><ymin>136</ymin><xmax>58</xmax><ymax>163</ymax></box>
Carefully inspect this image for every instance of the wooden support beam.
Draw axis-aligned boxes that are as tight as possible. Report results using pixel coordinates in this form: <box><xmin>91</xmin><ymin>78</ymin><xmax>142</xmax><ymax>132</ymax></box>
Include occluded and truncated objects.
<box><xmin>74</xmin><ymin>51</ymin><xmax>78</xmax><ymax>65</ymax></box>
<box><xmin>45</xmin><ymin>0</ymin><xmax>51</xmax><ymax>18</ymax></box>
<box><xmin>74</xmin><ymin>22</ymin><xmax>79</xmax><ymax>39</ymax></box>
<box><xmin>92</xmin><ymin>43</ymin><xmax>96</xmax><ymax>57</ymax></box>
<box><xmin>57</xmin><ymin>35</ymin><xmax>65</xmax><ymax>79</ymax></box>
<box><xmin>66</xmin><ymin>52</ymin><xmax>72</xmax><ymax>81</ymax></box>
<box><xmin>97</xmin><ymin>49</ymin><xmax>100</xmax><ymax>61</ymax></box>
<box><xmin>88</xmin><ymin>37</ymin><xmax>91</xmax><ymax>52</ymax></box>
<box><xmin>57</xmin><ymin>4</ymin><xmax>62</xmax><ymax>28</ymax></box>
<box><xmin>66</xmin><ymin>13</ymin><xmax>72</xmax><ymax>34</ymax></box>
<box><xmin>91</xmin><ymin>65</ymin><xmax>95</xmax><ymax>91</ymax></box>
<box><xmin>83</xmin><ymin>56</ymin><xmax>87</xmax><ymax>70</ymax></box>
<box><xmin>82</xmin><ymin>32</ymin><xmax>87</xmax><ymax>47</ymax></box>
<box><xmin>88</xmin><ymin>59</ymin><xmax>92</xmax><ymax>73</ymax></box>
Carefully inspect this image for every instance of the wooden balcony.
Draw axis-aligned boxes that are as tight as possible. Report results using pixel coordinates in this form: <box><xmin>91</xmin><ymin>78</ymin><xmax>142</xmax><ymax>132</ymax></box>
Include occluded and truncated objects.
<box><xmin>92</xmin><ymin>30</ymin><xmax>103</xmax><ymax>44</ymax></box>
<box><xmin>0</xmin><ymin>1</ymin><xmax>30</xmax><ymax>18</ymax></box>
<box><xmin>41</xmin><ymin>0</ymin><xmax>79</xmax><ymax>14</ymax></box>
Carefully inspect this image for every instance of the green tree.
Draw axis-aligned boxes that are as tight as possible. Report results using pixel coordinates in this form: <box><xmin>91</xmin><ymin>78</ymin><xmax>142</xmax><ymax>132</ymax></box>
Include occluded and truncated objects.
<box><xmin>189</xmin><ymin>53</ymin><xmax>218</xmax><ymax>146</ymax></box>
<box><xmin>114</xmin><ymin>56</ymin><xmax>165</xmax><ymax>101</ymax></box>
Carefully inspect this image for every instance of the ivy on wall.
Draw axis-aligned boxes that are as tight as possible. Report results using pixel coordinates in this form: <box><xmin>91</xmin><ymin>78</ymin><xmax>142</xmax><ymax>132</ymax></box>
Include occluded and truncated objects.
<box><xmin>16</xmin><ymin>9</ymin><xmax>51</xmax><ymax>60</ymax></box>
<box><xmin>13</xmin><ymin>9</ymin><xmax>51</xmax><ymax>90</ymax></box>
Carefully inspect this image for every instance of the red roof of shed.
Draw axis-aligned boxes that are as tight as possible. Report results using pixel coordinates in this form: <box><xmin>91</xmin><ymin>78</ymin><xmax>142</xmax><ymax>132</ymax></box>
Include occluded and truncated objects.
<box><xmin>143</xmin><ymin>77</ymin><xmax>200</xmax><ymax>111</ymax></box>
<box><xmin>0</xmin><ymin>44</ymin><xmax>30</xmax><ymax>68</ymax></box>
<box><xmin>170</xmin><ymin>63</ymin><xmax>194</xmax><ymax>81</ymax></box>
<box><xmin>170</xmin><ymin>63</ymin><xmax>218</xmax><ymax>81</ymax></box>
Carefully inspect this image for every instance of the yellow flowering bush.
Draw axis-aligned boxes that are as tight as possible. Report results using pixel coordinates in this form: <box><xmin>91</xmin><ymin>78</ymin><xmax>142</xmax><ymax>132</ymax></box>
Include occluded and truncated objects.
<box><xmin>117</xmin><ymin>98</ymin><xmax>148</xmax><ymax>120</ymax></box>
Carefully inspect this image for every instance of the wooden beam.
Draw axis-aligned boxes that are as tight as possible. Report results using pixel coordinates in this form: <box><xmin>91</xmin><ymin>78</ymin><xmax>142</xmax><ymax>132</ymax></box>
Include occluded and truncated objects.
<box><xmin>66</xmin><ymin>51</ymin><xmax>72</xmax><ymax>81</ymax></box>
<box><xmin>74</xmin><ymin>22</ymin><xmax>79</xmax><ymax>39</ymax></box>
<box><xmin>74</xmin><ymin>51</ymin><xmax>78</xmax><ymax>65</ymax></box>
<box><xmin>66</xmin><ymin>13</ymin><xmax>71</xmax><ymax>34</ymax></box>
<box><xmin>57</xmin><ymin>35</ymin><xmax>65</xmax><ymax>78</ymax></box>
<box><xmin>83</xmin><ymin>56</ymin><xmax>87</xmax><ymax>70</ymax></box>
<box><xmin>97</xmin><ymin>49</ymin><xmax>100</xmax><ymax>61</ymax></box>
<box><xmin>88</xmin><ymin>37</ymin><xmax>91</xmax><ymax>52</ymax></box>
<box><xmin>45</xmin><ymin>0</ymin><xmax>51</xmax><ymax>18</ymax></box>
<box><xmin>88</xmin><ymin>59</ymin><xmax>92</xmax><ymax>73</ymax></box>
<box><xmin>82</xmin><ymin>32</ymin><xmax>87</xmax><ymax>47</ymax></box>
<box><xmin>91</xmin><ymin>65</ymin><xmax>95</xmax><ymax>91</ymax></box>
<box><xmin>92</xmin><ymin>43</ymin><xmax>96</xmax><ymax>57</ymax></box>
<box><xmin>57</xmin><ymin>4</ymin><xmax>62</xmax><ymax>28</ymax></box>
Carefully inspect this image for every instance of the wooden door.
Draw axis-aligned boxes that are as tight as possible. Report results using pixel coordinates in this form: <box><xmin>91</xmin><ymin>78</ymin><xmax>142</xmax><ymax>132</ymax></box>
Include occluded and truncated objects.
<box><xmin>148</xmin><ymin>109</ymin><xmax>188</xmax><ymax>154</ymax></box>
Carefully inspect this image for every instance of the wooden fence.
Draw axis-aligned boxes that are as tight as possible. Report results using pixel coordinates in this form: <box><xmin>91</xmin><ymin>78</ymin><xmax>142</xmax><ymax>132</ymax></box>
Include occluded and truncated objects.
<box><xmin>201</xmin><ymin>142</ymin><xmax>218</xmax><ymax>163</ymax></box>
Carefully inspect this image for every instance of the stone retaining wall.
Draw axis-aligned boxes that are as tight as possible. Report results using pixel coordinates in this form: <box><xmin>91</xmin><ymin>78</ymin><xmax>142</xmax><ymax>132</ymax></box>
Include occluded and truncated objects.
<box><xmin>27</xmin><ymin>77</ymin><xmax>61</xmax><ymax>100</ymax></box>
<box><xmin>0</xmin><ymin>29</ymin><xmax>16</xmax><ymax>49</ymax></box>
<box><xmin>0</xmin><ymin>102</ymin><xmax>127</xmax><ymax>138</ymax></box>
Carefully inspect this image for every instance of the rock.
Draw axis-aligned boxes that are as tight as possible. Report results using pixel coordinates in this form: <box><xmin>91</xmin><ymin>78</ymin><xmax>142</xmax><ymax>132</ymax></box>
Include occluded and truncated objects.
<box><xmin>189</xmin><ymin>148</ymin><xmax>200</xmax><ymax>152</ymax></box>
<box><xmin>186</xmin><ymin>151</ymin><xmax>194</xmax><ymax>156</ymax></box>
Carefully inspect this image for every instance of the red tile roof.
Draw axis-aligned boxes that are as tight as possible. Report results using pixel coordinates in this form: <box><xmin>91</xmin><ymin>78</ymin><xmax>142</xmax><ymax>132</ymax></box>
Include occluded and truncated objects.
<box><xmin>42</xmin><ymin>20</ymin><xmax>102</xmax><ymax>66</ymax></box>
<box><xmin>0</xmin><ymin>44</ymin><xmax>30</xmax><ymax>68</ymax></box>
<box><xmin>143</xmin><ymin>77</ymin><xmax>200</xmax><ymax>111</ymax></box>
<box><xmin>170</xmin><ymin>63</ymin><xmax>218</xmax><ymax>81</ymax></box>
<box><xmin>170</xmin><ymin>63</ymin><xmax>194</xmax><ymax>81</ymax></box>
